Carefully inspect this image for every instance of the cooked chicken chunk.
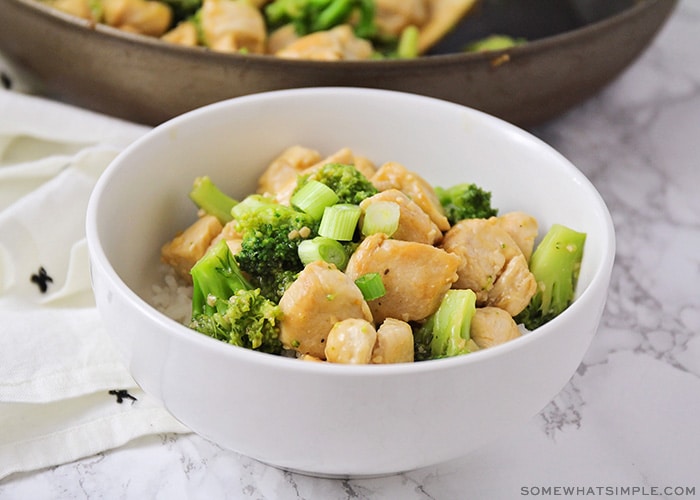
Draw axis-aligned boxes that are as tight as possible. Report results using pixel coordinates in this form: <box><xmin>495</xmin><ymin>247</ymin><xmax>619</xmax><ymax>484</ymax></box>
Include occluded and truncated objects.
<box><xmin>207</xmin><ymin>220</ymin><xmax>243</xmax><ymax>256</ymax></box>
<box><xmin>486</xmin><ymin>253</ymin><xmax>536</xmax><ymax>316</ymax></box>
<box><xmin>360</xmin><ymin>189</ymin><xmax>442</xmax><ymax>244</ymax></box>
<box><xmin>345</xmin><ymin>233</ymin><xmax>461</xmax><ymax>323</ymax></box>
<box><xmin>279</xmin><ymin>261</ymin><xmax>373</xmax><ymax>359</ymax></box>
<box><xmin>441</xmin><ymin>218</ymin><xmax>536</xmax><ymax>315</ymax></box>
<box><xmin>371</xmin><ymin>318</ymin><xmax>414</xmax><ymax>363</ymax></box>
<box><xmin>162</xmin><ymin>20</ymin><xmax>199</xmax><ymax>46</ymax></box>
<box><xmin>161</xmin><ymin>214</ymin><xmax>223</xmax><ymax>283</ymax></box>
<box><xmin>371</xmin><ymin>162</ymin><xmax>450</xmax><ymax>231</ymax></box>
<box><xmin>275</xmin><ymin>25</ymin><xmax>374</xmax><ymax>61</ymax></box>
<box><xmin>257</xmin><ymin>145</ymin><xmax>322</xmax><ymax>196</ymax></box>
<box><xmin>325</xmin><ymin>318</ymin><xmax>378</xmax><ymax>364</ymax></box>
<box><xmin>47</xmin><ymin>0</ymin><xmax>94</xmax><ymax>20</ymax></box>
<box><xmin>374</xmin><ymin>0</ymin><xmax>429</xmax><ymax>37</ymax></box>
<box><xmin>200</xmin><ymin>0</ymin><xmax>267</xmax><ymax>54</ymax></box>
<box><xmin>102</xmin><ymin>0</ymin><xmax>172</xmax><ymax>36</ymax></box>
<box><xmin>470</xmin><ymin>306</ymin><xmax>522</xmax><ymax>349</ymax></box>
<box><xmin>492</xmin><ymin>211</ymin><xmax>538</xmax><ymax>262</ymax></box>
<box><xmin>274</xmin><ymin>147</ymin><xmax>375</xmax><ymax>205</ymax></box>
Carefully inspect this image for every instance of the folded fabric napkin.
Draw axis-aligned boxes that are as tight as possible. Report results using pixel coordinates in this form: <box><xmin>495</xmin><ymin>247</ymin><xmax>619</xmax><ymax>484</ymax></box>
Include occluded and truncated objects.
<box><xmin>0</xmin><ymin>87</ymin><xmax>190</xmax><ymax>480</ymax></box>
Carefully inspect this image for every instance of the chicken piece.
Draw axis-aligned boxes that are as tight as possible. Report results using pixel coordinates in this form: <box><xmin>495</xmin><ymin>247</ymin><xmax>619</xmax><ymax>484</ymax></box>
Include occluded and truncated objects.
<box><xmin>360</xmin><ymin>189</ymin><xmax>442</xmax><ymax>244</ymax></box>
<box><xmin>267</xmin><ymin>24</ymin><xmax>299</xmax><ymax>54</ymax></box>
<box><xmin>417</xmin><ymin>0</ymin><xmax>478</xmax><ymax>54</ymax></box>
<box><xmin>162</xmin><ymin>20</ymin><xmax>199</xmax><ymax>46</ymax></box>
<box><xmin>371</xmin><ymin>161</ymin><xmax>450</xmax><ymax>231</ymax></box>
<box><xmin>275</xmin><ymin>25</ymin><xmax>374</xmax><ymax>61</ymax></box>
<box><xmin>345</xmin><ymin>233</ymin><xmax>461</xmax><ymax>323</ymax></box>
<box><xmin>279</xmin><ymin>261</ymin><xmax>373</xmax><ymax>359</ymax></box>
<box><xmin>274</xmin><ymin>147</ymin><xmax>369</xmax><ymax>205</ymax></box>
<box><xmin>441</xmin><ymin>218</ymin><xmax>536</xmax><ymax>314</ymax></box>
<box><xmin>257</xmin><ymin>145</ymin><xmax>322</xmax><ymax>196</ymax></box>
<box><xmin>486</xmin><ymin>253</ymin><xmax>537</xmax><ymax>316</ymax></box>
<box><xmin>325</xmin><ymin>318</ymin><xmax>378</xmax><ymax>364</ymax></box>
<box><xmin>161</xmin><ymin>214</ymin><xmax>223</xmax><ymax>283</ymax></box>
<box><xmin>352</xmin><ymin>155</ymin><xmax>377</xmax><ymax>180</ymax></box>
<box><xmin>470</xmin><ymin>306</ymin><xmax>522</xmax><ymax>349</ymax></box>
<box><xmin>48</xmin><ymin>0</ymin><xmax>93</xmax><ymax>20</ymax></box>
<box><xmin>371</xmin><ymin>318</ymin><xmax>414</xmax><ymax>364</ymax></box>
<box><xmin>491</xmin><ymin>211</ymin><xmax>538</xmax><ymax>262</ymax></box>
<box><xmin>374</xmin><ymin>0</ymin><xmax>429</xmax><ymax>38</ymax></box>
<box><xmin>207</xmin><ymin>220</ymin><xmax>244</xmax><ymax>255</ymax></box>
<box><xmin>102</xmin><ymin>0</ymin><xmax>173</xmax><ymax>36</ymax></box>
<box><xmin>200</xmin><ymin>0</ymin><xmax>267</xmax><ymax>54</ymax></box>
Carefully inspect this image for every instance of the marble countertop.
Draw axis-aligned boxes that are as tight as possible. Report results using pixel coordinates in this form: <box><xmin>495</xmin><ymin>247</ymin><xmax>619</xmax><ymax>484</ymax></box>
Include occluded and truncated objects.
<box><xmin>2</xmin><ymin>1</ymin><xmax>699</xmax><ymax>498</ymax></box>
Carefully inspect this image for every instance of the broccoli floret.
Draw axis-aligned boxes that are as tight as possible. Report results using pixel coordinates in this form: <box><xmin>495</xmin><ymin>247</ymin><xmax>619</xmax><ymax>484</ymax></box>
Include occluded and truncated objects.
<box><xmin>515</xmin><ymin>224</ymin><xmax>587</xmax><ymax>331</ymax></box>
<box><xmin>297</xmin><ymin>163</ymin><xmax>378</xmax><ymax>206</ymax></box>
<box><xmin>189</xmin><ymin>239</ymin><xmax>283</xmax><ymax>354</ymax></box>
<box><xmin>191</xmin><ymin>289</ymin><xmax>283</xmax><ymax>354</ymax></box>
<box><xmin>265</xmin><ymin>0</ymin><xmax>376</xmax><ymax>38</ymax></box>
<box><xmin>435</xmin><ymin>183</ymin><xmax>498</xmax><ymax>225</ymax></box>
<box><xmin>413</xmin><ymin>289</ymin><xmax>479</xmax><ymax>361</ymax></box>
<box><xmin>159</xmin><ymin>0</ymin><xmax>202</xmax><ymax>23</ymax></box>
<box><xmin>190</xmin><ymin>239</ymin><xmax>252</xmax><ymax>317</ymax></box>
<box><xmin>232</xmin><ymin>194</ymin><xmax>318</xmax><ymax>302</ymax></box>
<box><xmin>189</xmin><ymin>176</ymin><xmax>238</xmax><ymax>224</ymax></box>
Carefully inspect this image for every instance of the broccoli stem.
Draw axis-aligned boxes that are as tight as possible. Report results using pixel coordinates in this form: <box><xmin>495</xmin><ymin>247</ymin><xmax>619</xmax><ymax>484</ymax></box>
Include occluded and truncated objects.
<box><xmin>430</xmin><ymin>289</ymin><xmax>477</xmax><ymax>358</ymax></box>
<box><xmin>190</xmin><ymin>239</ymin><xmax>252</xmax><ymax>317</ymax></box>
<box><xmin>361</xmin><ymin>201</ymin><xmax>400</xmax><ymax>237</ymax></box>
<box><xmin>298</xmin><ymin>236</ymin><xmax>349</xmax><ymax>270</ymax></box>
<box><xmin>318</xmin><ymin>203</ymin><xmax>362</xmax><ymax>241</ymax></box>
<box><xmin>189</xmin><ymin>176</ymin><xmax>238</xmax><ymax>224</ymax></box>
<box><xmin>517</xmin><ymin>223</ymin><xmax>586</xmax><ymax>330</ymax></box>
<box><xmin>291</xmin><ymin>179</ymin><xmax>339</xmax><ymax>220</ymax></box>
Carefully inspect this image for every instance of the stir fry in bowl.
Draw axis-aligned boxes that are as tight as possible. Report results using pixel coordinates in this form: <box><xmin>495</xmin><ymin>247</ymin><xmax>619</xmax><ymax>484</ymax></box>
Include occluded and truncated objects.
<box><xmin>41</xmin><ymin>0</ymin><xmax>479</xmax><ymax>59</ymax></box>
<box><xmin>155</xmin><ymin>144</ymin><xmax>586</xmax><ymax>364</ymax></box>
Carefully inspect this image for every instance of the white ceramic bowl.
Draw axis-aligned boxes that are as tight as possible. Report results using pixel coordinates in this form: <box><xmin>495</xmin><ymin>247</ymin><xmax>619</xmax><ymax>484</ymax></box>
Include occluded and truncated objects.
<box><xmin>86</xmin><ymin>88</ymin><xmax>615</xmax><ymax>477</ymax></box>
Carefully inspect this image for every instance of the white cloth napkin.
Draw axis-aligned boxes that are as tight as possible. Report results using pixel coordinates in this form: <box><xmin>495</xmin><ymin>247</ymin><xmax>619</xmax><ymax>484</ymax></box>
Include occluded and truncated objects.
<box><xmin>0</xmin><ymin>87</ymin><xmax>190</xmax><ymax>480</ymax></box>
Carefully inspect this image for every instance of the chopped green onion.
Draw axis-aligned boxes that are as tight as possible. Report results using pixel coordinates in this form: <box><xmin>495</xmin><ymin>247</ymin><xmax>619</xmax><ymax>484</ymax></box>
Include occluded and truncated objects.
<box><xmin>318</xmin><ymin>204</ymin><xmax>362</xmax><ymax>241</ymax></box>
<box><xmin>396</xmin><ymin>25</ymin><xmax>419</xmax><ymax>59</ymax></box>
<box><xmin>354</xmin><ymin>272</ymin><xmax>386</xmax><ymax>301</ymax></box>
<box><xmin>361</xmin><ymin>201</ymin><xmax>400</xmax><ymax>237</ymax></box>
<box><xmin>298</xmin><ymin>236</ymin><xmax>349</xmax><ymax>270</ymax></box>
<box><xmin>291</xmin><ymin>179</ymin><xmax>340</xmax><ymax>220</ymax></box>
<box><xmin>189</xmin><ymin>176</ymin><xmax>238</xmax><ymax>224</ymax></box>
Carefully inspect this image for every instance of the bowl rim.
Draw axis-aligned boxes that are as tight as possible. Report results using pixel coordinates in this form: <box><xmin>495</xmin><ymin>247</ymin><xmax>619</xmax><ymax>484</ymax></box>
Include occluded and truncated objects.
<box><xmin>5</xmin><ymin>0</ymin><xmax>675</xmax><ymax>69</ymax></box>
<box><xmin>86</xmin><ymin>87</ymin><xmax>616</xmax><ymax>377</ymax></box>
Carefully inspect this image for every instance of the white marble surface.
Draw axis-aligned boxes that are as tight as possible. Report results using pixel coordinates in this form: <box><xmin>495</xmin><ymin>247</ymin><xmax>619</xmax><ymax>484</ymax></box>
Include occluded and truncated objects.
<box><xmin>2</xmin><ymin>1</ymin><xmax>699</xmax><ymax>498</ymax></box>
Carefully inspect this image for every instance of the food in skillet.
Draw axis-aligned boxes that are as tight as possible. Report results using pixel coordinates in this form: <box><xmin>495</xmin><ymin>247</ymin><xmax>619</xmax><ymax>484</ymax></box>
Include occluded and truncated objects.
<box><xmin>155</xmin><ymin>145</ymin><xmax>586</xmax><ymax>363</ymax></box>
<box><xmin>41</xmin><ymin>0</ymin><xmax>479</xmax><ymax>59</ymax></box>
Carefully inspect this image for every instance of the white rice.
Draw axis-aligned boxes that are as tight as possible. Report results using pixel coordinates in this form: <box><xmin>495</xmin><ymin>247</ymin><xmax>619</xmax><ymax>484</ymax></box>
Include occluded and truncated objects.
<box><xmin>149</xmin><ymin>264</ymin><xmax>193</xmax><ymax>325</ymax></box>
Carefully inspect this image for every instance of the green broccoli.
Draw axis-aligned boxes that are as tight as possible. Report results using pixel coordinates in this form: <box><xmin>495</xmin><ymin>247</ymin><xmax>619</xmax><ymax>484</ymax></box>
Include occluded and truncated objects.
<box><xmin>159</xmin><ymin>0</ymin><xmax>202</xmax><ymax>24</ymax></box>
<box><xmin>189</xmin><ymin>176</ymin><xmax>238</xmax><ymax>224</ymax></box>
<box><xmin>413</xmin><ymin>289</ymin><xmax>479</xmax><ymax>361</ymax></box>
<box><xmin>265</xmin><ymin>0</ymin><xmax>376</xmax><ymax>38</ymax></box>
<box><xmin>515</xmin><ymin>224</ymin><xmax>587</xmax><ymax>331</ymax></box>
<box><xmin>435</xmin><ymin>183</ymin><xmax>498</xmax><ymax>225</ymax></box>
<box><xmin>296</xmin><ymin>163</ymin><xmax>378</xmax><ymax>206</ymax></box>
<box><xmin>188</xmin><ymin>239</ymin><xmax>284</xmax><ymax>354</ymax></box>
<box><xmin>232</xmin><ymin>194</ymin><xmax>318</xmax><ymax>302</ymax></box>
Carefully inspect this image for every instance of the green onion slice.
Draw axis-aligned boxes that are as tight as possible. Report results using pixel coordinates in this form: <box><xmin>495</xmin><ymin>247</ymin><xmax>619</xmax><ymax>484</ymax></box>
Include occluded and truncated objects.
<box><xmin>291</xmin><ymin>179</ymin><xmax>339</xmax><ymax>220</ymax></box>
<box><xmin>318</xmin><ymin>204</ymin><xmax>362</xmax><ymax>241</ymax></box>
<box><xmin>298</xmin><ymin>236</ymin><xmax>349</xmax><ymax>270</ymax></box>
<box><xmin>361</xmin><ymin>201</ymin><xmax>400</xmax><ymax>237</ymax></box>
<box><xmin>354</xmin><ymin>272</ymin><xmax>386</xmax><ymax>301</ymax></box>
